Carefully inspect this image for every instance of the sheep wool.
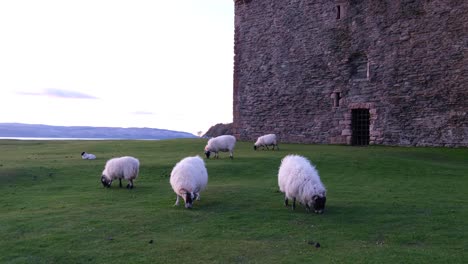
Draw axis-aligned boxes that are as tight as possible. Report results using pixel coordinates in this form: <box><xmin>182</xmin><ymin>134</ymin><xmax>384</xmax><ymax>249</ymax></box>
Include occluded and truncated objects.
<box><xmin>101</xmin><ymin>156</ymin><xmax>139</xmax><ymax>189</ymax></box>
<box><xmin>170</xmin><ymin>156</ymin><xmax>208</xmax><ymax>209</ymax></box>
<box><xmin>81</xmin><ymin>152</ymin><xmax>96</xmax><ymax>160</ymax></box>
<box><xmin>204</xmin><ymin>135</ymin><xmax>236</xmax><ymax>159</ymax></box>
<box><xmin>278</xmin><ymin>154</ymin><xmax>327</xmax><ymax>214</ymax></box>
<box><xmin>254</xmin><ymin>134</ymin><xmax>279</xmax><ymax>150</ymax></box>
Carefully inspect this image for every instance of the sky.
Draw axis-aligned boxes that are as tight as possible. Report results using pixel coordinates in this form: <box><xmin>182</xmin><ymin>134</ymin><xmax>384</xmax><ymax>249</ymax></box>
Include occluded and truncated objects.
<box><xmin>0</xmin><ymin>0</ymin><xmax>234</xmax><ymax>136</ymax></box>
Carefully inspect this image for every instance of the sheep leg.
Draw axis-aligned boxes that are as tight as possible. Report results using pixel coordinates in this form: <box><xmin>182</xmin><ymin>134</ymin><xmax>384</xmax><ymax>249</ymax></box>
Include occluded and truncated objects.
<box><xmin>174</xmin><ymin>195</ymin><xmax>180</xmax><ymax>206</ymax></box>
<box><xmin>265</xmin><ymin>145</ymin><xmax>269</xmax><ymax>150</ymax></box>
<box><xmin>126</xmin><ymin>179</ymin><xmax>134</xmax><ymax>189</ymax></box>
<box><xmin>292</xmin><ymin>198</ymin><xmax>296</xmax><ymax>210</ymax></box>
<box><xmin>119</xmin><ymin>179</ymin><xmax>122</xmax><ymax>188</ymax></box>
<box><xmin>195</xmin><ymin>193</ymin><xmax>200</xmax><ymax>201</ymax></box>
<box><xmin>284</xmin><ymin>196</ymin><xmax>289</xmax><ymax>207</ymax></box>
<box><xmin>229</xmin><ymin>151</ymin><xmax>233</xmax><ymax>159</ymax></box>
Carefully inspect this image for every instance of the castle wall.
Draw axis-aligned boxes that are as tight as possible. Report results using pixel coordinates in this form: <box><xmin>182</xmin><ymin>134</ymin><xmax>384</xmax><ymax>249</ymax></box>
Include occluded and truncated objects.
<box><xmin>233</xmin><ymin>0</ymin><xmax>468</xmax><ymax>146</ymax></box>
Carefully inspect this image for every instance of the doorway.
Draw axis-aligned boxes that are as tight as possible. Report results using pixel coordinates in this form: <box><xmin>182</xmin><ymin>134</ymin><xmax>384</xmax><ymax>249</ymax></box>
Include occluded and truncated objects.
<box><xmin>351</xmin><ymin>109</ymin><xmax>370</xmax><ymax>145</ymax></box>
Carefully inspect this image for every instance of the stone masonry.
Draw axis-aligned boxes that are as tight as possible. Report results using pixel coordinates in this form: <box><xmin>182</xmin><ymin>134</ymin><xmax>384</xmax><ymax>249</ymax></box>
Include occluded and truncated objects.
<box><xmin>232</xmin><ymin>0</ymin><xmax>467</xmax><ymax>146</ymax></box>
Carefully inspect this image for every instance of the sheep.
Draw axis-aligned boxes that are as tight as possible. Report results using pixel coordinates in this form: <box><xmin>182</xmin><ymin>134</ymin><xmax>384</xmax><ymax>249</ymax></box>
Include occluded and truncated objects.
<box><xmin>204</xmin><ymin>135</ymin><xmax>236</xmax><ymax>159</ymax></box>
<box><xmin>81</xmin><ymin>152</ymin><xmax>96</xmax><ymax>160</ymax></box>
<box><xmin>254</xmin><ymin>134</ymin><xmax>279</xmax><ymax>151</ymax></box>
<box><xmin>170</xmin><ymin>155</ymin><xmax>208</xmax><ymax>209</ymax></box>
<box><xmin>100</xmin><ymin>156</ymin><xmax>139</xmax><ymax>189</ymax></box>
<box><xmin>278</xmin><ymin>154</ymin><xmax>327</xmax><ymax>214</ymax></box>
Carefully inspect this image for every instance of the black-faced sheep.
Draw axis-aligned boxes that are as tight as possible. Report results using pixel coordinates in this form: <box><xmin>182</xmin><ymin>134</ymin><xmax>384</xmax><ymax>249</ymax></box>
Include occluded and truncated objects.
<box><xmin>204</xmin><ymin>135</ymin><xmax>236</xmax><ymax>159</ymax></box>
<box><xmin>81</xmin><ymin>152</ymin><xmax>96</xmax><ymax>160</ymax></box>
<box><xmin>170</xmin><ymin>156</ymin><xmax>208</xmax><ymax>209</ymax></box>
<box><xmin>254</xmin><ymin>134</ymin><xmax>279</xmax><ymax>150</ymax></box>
<box><xmin>101</xmin><ymin>156</ymin><xmax>139</xmax><ymax>189</ymax></box>
<box><xmin>278</xmin><ymin>155</ymin><xmax>326</xmax><ymax>214</ymax></box>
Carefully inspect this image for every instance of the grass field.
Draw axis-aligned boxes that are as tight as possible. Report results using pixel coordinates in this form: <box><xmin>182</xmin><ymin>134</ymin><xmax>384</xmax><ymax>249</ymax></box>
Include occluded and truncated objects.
<box><xmin>0</xmin><ymin>139</ymin><xmax>467</xmax><ymax>263</ymax></box>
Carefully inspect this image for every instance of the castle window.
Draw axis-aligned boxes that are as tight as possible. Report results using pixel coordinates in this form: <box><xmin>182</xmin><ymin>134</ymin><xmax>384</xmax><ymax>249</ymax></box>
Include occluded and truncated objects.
<box><xmin>349</xmin><ymin>53</ymin><xmax>369</xmax><ymax>80</ymax></box>
<box><xmin>336</xmin><ymin>5</ymin><xmax>341</xmax><ymax>19</ymax></box>
<box><xmin>333</xmin><ymin>92</ymin><xmax>341</xmax><ymax>107</ymax></box>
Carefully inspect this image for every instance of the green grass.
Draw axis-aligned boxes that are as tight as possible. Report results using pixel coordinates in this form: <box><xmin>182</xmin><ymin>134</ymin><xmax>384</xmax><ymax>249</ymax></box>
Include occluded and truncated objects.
<box><xmin>0</xmin><ymin>139</ymin><xmax>467</xmax><ymax>263</ymax></box>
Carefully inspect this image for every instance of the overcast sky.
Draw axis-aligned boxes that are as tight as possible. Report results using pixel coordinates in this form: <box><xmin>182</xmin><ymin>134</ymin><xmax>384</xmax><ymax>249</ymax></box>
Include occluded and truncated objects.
<box><xmin>0</xmin><ymin>0</ymin><xmax>234</xmax><ymax>135</ymax></box>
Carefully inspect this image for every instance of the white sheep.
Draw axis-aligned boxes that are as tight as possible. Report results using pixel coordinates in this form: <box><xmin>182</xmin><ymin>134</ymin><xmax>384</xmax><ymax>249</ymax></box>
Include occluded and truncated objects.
<box><xmin>101</xmin><ymin>156</ymin><xmax>140</xmax><ymax>189</ymax></box>
<box><xmin>204</xmin><ymin>135</ymin><xmax>236</xmax><ymax>159</ymax></box>
<box><xmin>81</xmin><ymin>152</ymin><xmax>96</xmax><ymax>160</ymax></box>
<box><xmin>278</xmin><ymin>154</ymin><xmax>327</xmax><ymax>213</ymax></box>
<box><xmin>170</xmin><ymin>155</ymin><xmax>208</xmax><ymax>209</ymax></box>
<box><xmin>254</xmin><ymin>134</ymin><xmax>279</xmax><ymax>151</ymax></box>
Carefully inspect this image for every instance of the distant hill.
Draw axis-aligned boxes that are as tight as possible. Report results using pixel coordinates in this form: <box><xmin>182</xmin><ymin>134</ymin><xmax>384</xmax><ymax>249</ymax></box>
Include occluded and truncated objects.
<box><xmin>0</xmin><ymin>123</ymin><xmax>197</xmax><ymax>140</ymax></box>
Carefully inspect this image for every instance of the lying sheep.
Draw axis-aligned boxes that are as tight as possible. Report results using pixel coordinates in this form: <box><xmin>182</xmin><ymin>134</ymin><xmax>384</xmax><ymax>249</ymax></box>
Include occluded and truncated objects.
<box><xmin>204</xmin><ymin>135</ymin><xmax>236</xmax><ymax>159</ymax></box>
<box><xmin>278</xmin><ymin>154</ymin><xmax>326</xmax><ymax>214</ymax></box>
<box><xmin>81</xmin><ymin>152</ymin><xmax>96</xmax><ymax>160</ymax></box>
<box><xmin>254</xmin><ymin>134</ymin><xmax>279</xmax><ymax>151</ymax></box>
<box><xmin>170</xmin><ymin>155</ymin><xmax>208</xmax><ymax>209</ymax></box>
<box><xmin>101</xmin><ymin>156</ymin><xmax>139</xmax><ymax>189</ymax></box>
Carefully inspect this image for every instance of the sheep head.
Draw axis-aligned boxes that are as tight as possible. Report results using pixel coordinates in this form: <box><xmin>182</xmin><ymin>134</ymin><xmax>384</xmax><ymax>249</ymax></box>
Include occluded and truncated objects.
<box><xmin>101</xmin><ymin>175</ymin><xmax>112</xmax><ymax>188</ymax></box>
<box><xmin>311</xmin><ymin>195</ymin><xmax>326</xmax><ymax>214</ymax></box>
<box><xmin>204</xmin><ymin>151</ymin><xmax>211</xmax><ymax>159</ymax></box>
<box><xmin>180</xmin><ymin>189</ymin><xmax>197</xmax><ymax>209</ymax></box>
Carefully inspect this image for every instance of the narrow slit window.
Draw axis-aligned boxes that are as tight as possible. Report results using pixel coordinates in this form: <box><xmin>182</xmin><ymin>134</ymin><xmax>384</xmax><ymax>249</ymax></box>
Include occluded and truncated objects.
<box><xmin>336</xmin><ymin>5</ymin><xmax>341</xmax><ymax>19</ymax></box>
<box><xmin>334</xmin><ymin>92</ymin><xmax>341</xmax><ymax>107</ymax></box>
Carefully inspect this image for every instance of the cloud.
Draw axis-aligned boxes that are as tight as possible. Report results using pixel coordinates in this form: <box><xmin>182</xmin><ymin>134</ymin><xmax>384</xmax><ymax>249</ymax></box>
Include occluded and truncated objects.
<box><xmin>17</xmin><ymin>88</ymin><xmax>98</xmax><ymax>99</ymax></box>
<box><xmin>132</xmin><ymin>111</ymin><xmax>154</xmax><ymax>115</ymax></box>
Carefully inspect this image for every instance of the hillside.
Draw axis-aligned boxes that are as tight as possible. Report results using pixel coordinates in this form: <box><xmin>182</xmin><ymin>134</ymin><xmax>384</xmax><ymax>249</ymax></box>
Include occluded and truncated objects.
<box><xmin>0</xmin><ymin>123</ymin><xmax>196</xmax><ymax>139</ymax></box>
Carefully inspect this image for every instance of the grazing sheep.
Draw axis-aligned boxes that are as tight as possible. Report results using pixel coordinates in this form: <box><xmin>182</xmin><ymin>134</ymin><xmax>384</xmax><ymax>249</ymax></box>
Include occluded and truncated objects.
<box><xmin>204</xmin><ymin>135</ymin><xmax>236</xmax><ymax>159</ymax></box>
<box><xmin>278</xmin><ymin>155</ymin><xmax>326</xmax><ymax>214</ymax></box>
<box><xmin>170</xmin><ymin>156</ymin><xmax>208</xmax><ymax>209</ymax></box>
<box><xmin>254</xmin><ymin>134</ymin><xmax>279</xmax><ymax>151</ymax></box>
<box><xmin>101</xmin><ymin>156</ymin><xmax>139</xmax><ymax>189</ymax></box>
<box><xmin>81</xmin><ymin>152</ymin><xmax>96</xmax><ymax>160</ymax></box>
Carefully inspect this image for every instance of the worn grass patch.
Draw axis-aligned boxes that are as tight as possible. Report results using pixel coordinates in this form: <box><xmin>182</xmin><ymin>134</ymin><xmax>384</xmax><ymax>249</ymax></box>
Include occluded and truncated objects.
<box><xmin>0</xmin><ymin>139</ymin><xmax>467</xmax><ymax>263</ymax></box>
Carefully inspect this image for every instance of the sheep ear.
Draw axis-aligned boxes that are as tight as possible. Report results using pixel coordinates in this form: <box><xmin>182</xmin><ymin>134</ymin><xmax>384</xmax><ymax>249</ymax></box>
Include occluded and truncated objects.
<box><xmin>180</xmin><ymin>188</ymin><xmax>188</xmax><ymax>195</ymax></box>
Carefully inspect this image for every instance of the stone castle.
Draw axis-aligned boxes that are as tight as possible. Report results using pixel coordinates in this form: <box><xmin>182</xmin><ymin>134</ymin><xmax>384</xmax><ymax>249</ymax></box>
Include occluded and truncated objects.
<box><xmin>232</xmin><ymin>0</ymin><xmax>467</xmax><ymax>146</ymax></box>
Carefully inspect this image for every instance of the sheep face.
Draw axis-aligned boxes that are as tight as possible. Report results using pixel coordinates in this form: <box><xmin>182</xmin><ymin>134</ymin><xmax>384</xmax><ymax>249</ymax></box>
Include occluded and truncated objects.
<box><xmin>311</xmin><ymin>195</ymin><xmax>326</xmax><ymax>214</ymax></box>
<box><xmin>204</xmin><ymin>151</ymin><xmax>211</xmax><ymax>159</ymax></box>
<box><xmin>101</xmin><ymin>175</ymin><xmax>112</xmax><ymax>188</ymax></box>
<box><xmin>183</xmin><ymin>192</ymin><xmax>197</xmax><ymax>209</ymax></box>
<box><xmin>81</xmin><ymin>152</ymin><xmax>86</xmax><ymax>156</ymax></box>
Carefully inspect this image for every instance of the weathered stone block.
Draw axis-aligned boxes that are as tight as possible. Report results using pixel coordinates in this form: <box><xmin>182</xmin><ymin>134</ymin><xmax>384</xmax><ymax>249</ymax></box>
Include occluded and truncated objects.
<box><xmin>341</xmin><ymin>129</ymin><xmax>352</xmax><ymax>136</ymax></box>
